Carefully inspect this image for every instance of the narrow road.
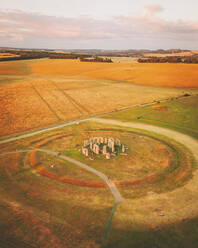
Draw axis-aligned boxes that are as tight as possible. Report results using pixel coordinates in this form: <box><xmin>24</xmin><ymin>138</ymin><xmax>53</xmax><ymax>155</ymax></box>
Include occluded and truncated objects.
<box><xmin>37</xmin><ymin>148</ymin><xmax>124</xmax><ymax>203</ymax></box>
<box><xmin>1</xmin><ymin>95</ymin><xmax>191</xmax><ymax>145</ymax></box>
<box><xmin>92</xmin><ymin>118</ymin><xmax>198</xmax><ymax>162</ymax></box>
<box><xmin>0</xmin><ymin>148</ymin><xmax>124</xmax><ymax>203</ymax></box>
<box><xmin>0</xmin><ymin>117</ymin><xmax>92</xmax><ymax>145</ymax></box>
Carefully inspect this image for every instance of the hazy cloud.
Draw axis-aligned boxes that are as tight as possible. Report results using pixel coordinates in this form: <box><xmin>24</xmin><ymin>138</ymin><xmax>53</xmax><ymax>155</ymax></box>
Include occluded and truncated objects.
<box><xmin>144</xmin><ymin>4</ymin><xmax>164</xmax><ymax>16</ymax></box>
<box><xmin>0</xmin><ymin>5</ymin><xmax>198</xmax><ymax>48</ymax></box>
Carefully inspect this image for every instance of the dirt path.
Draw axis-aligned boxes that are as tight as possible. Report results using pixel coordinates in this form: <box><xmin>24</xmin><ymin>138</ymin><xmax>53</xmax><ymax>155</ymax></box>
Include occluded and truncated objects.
<box><xmin>0</xmin><ymin>148</ymin><xmax>124</xmax><ymax>203</ymax></box>
<box><xmin>37</xmin><ymin>148</ymin><xmax>124</xmax><ymax>203</ymax></box>
<box><xmin>1</xmin><ymin>93</ymin><xmax>196</xmax><ymax>145</ymax></box>
<box><xmin>91</xmin><ymin>118</ymin><xmax>198</xmax><ymax>225</ymax></box>
<box><xmin>92</xmin><ymin>118</ymin><xmax>198</xmax><ymax>162</ymax></box>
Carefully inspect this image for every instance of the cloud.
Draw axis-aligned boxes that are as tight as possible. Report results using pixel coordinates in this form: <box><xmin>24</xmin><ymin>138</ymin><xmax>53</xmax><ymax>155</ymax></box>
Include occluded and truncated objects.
<box><xmin>0</xmin><ymin>5</ymin><xmax>198</xmax><ymax>48</ymax></box>
<box><xmin>144</xmin><ymin>4</ymin><xmax>164</xmax><ymax>16</ymax></box>
<box><xmin>0</xmin><ymin>10</ymin><xmax>119</xmax><ymax>41</ymax></box>
<box><xmin>116</xmin><ymin>5</ymin><xmax>198</xmax><ymax>38</ymax></box>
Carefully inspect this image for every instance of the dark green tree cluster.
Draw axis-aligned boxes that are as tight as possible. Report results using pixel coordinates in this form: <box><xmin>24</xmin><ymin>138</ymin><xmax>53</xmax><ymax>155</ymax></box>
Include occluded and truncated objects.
<box><xmin>80</xmin><ymin>56</ymin><xmax>112</xmax><ymax>63</ymax></box>
<box><xmin>138</xmin><ymin>56</ymin><xmax>198</xmax><ymax>64</ymax></box>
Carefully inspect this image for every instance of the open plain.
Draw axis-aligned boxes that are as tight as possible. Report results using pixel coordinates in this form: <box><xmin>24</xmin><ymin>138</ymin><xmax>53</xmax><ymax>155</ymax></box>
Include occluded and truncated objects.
<box><xmin>0</xmin><ymin>58</ymin><xmax>198</xmax><ymax>248</ymax></box>
<box><xmin>0</xmin><ymin>59</ymin><xmax>198</xmax><ymax>138</ymax></box>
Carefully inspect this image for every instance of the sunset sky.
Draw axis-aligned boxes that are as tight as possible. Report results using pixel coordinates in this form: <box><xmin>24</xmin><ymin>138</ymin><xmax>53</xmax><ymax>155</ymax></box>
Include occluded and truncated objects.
<box><xmin>0</xmin><ymin>0</ymin><xmax>198</xmax><ymax>49</ymax></box>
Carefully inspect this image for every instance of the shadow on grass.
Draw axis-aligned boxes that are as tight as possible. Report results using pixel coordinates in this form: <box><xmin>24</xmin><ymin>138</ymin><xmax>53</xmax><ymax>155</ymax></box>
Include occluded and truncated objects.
<box><xmin>102</xmin><ymin>217</ymin><xmax>198</xmax><ymax>248</ymax></box>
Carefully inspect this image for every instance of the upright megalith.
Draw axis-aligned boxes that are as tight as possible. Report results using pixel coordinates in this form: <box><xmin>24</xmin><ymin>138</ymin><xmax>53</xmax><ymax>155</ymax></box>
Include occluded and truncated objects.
<box><xmin>122</xmin><ymin>145</ymin><xmax>125</xmax><ymax>153</ymax></box>
<box><xmin>81</xmin><ymin>136</ymin><xmax>127</xmax><ymax>159</ymax></box>
<box><xmin>103</xmin><ymin>145</ymin><xmax>107</xmax><ymax>155</ymax></box>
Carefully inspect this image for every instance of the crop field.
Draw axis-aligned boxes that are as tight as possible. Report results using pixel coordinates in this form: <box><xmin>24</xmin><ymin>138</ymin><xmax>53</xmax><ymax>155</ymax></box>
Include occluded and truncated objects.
<box><xmin>30</xmin><ymin>59</ymin><xmax>198</xmax><ymax>87</ymax></box>
<box><xmin>0</xmin><ymin>59</ymin><xmax>198</xmax><ymax>138</ymax></box>
<box><xmin>0</xmin><ymin>118</ymin><xmax>197</xmax><ymax>248</ymax></box>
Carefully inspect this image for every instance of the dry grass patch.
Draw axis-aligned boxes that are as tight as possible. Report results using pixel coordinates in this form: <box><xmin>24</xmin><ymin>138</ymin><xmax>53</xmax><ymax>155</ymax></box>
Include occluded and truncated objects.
<box><xmin>0</xmin><ymin>81</ymin><xmax>59</xmax><ymax>137</ymax></box>
<box><xmin>30</xmin><ymin>59</ymin><xmax>198</xmax><ymax>87</ymax></box>
<box><xmin>0</xmin><ymin>76</ymin><xmax>191</xmax><ymax>138</ymax></box>
<box><xmin>0</xmin><ymin>59</ymin><xmax>198</xmax><ymax>138</ymax></box>
<box><xmin>0</xmin><ymin>61</ymin><xmax>29</xmax><ymax>75</ymax></box>
<box><xmin>144</xmin><ymin>51</ymin><xmax>195</xmax><ymax>57</ymax></box>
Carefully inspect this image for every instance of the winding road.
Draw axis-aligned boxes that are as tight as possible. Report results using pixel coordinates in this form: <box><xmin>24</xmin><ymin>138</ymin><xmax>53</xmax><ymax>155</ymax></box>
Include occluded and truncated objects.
<box><xmin>1</xmin><ymin>117</ymin><xmax>198</xmax><ymax>242</ymax></box>
<box><xmin>1</xmin><ymin>117</ymin><xmax>198</xmax><ymax>203</ymax></box>
<box><xmin>92</xmin><ymin>118</ymin><xmax>198</xmax><ymax>163</ymax></box>
<box><xmin>0</xmin><ymin>148</ymin><xmax>124</xmax><ymax>203</ymax></box>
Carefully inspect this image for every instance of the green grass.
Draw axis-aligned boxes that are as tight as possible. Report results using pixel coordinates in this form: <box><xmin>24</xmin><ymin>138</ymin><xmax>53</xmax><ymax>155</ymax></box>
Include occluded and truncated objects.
<box><xmin>0</xmin><ymin>153</ymin><xmax>112</xmax><ymax>248</ymax></box>
<box><xmin>37</xmin><ymin>124</ymin><xmax>196</xmax><ymax>198</ymax></box>
<box><xmin>0</xmin><ymin>118</ymin><xmax>197</xmax><ymax>248</ymax></box>
<box><xmin>105</xmin><ymin>95</ymin><xmax>198</xmax><ymax>139</ymax></box>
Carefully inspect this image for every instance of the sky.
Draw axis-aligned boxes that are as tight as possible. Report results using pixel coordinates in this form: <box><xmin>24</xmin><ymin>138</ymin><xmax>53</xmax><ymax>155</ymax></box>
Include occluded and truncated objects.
<box><xmin>0</xmin><ymin>0</ymin><xmax>198</xmax><ymax>50</ymax></box>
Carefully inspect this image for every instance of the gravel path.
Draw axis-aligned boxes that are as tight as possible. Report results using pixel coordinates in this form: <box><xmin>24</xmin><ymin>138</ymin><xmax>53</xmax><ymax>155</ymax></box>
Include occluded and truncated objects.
<box><xmin>0</xmin><ymin>148</ymin><xmax>124</xmax><ymax>203</ymax></box>
<box><xmin>92</xmin><ymin>118</ymin><xmax>198</xmax><ymax>163</ymax></box>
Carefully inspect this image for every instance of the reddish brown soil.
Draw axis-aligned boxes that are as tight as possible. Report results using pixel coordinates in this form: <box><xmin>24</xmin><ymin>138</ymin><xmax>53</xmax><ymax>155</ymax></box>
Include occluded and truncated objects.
<box><xmin>27</xmin><ymin>132</ymin><xmax>189</xmax><ymax>189</ymax></box>
<box><xmin>39</xmin><ymin>168</ymin><xmax>106</xmax><ymax>188</ymax></box>
<box><xmin>152</xmin><ymin>105</ymin><xmax>168</xmax><ymax>110</ymax></box>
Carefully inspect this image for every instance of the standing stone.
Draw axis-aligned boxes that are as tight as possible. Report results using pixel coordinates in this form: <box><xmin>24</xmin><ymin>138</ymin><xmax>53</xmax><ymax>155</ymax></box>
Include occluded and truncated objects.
<box><xmin>106</xmin><ymin>153</ymin><xmax>110</xmax><ymax>159</ymax></box>
<box><xmin>93</xmin><ymin>144</ymin><xmax>99</xmax><ymax>154</ymax></box>
<box><xmin>95</xmin><ymin>145</ymin><xmax>99</xmax><ymax>155</ymax></box>
<box><xmin>97</xmin><ymin>137</ymin><xmax>100</xmax><ymax>144</ymax></box>
<box><xmin>108</xmin><ymin>139</ymin><xmax>112</xmax><ymax>148</ymax></box>
<box><xmin>122</xmin><ymin>145</ymin><xmax>125</xmax><ymax>153</ymax></box>
<box><xmin>84</xmin><ymin>148</ymin><xmax>88</xmax><ymax>157</ymax></box>
<box><xmin>90</xmin><ymin>142</ymin><xmax>93</xmax><ymax>151</ymax></box>
<box><xmin>93</xmin><ymin>144</ymin><xmax>97</xmax><ymax>153</ymax></box>
<box><xmin>103</xmin><ymin>145</ymin><xmax>107</xmax><ymax>155</ymax></box>
<box><xmin>111</xmin><ymin>142</ymin><xmax>115</xmax><ymax>153</ymax></box>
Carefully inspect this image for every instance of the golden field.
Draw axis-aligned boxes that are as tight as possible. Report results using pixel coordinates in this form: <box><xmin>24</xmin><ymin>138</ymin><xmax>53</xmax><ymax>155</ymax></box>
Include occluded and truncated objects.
<box><xmin>0</xmin><ymin>59</ymin><xmax>198</xmax><ymax>137</ymax></box>
<box><xmin>0</xmin><ymin>60</ymin><xmax>29</xmax><ymax>75</ymax></box>
<box><xmin>1</xmin><ymin>58</ymin><xmax>198</xmax><ymax>87</ymax></box>
<box><xmin>30</xmin><ymin>59</ymin><xmax>198</xmax><ymax>87</ymax></box>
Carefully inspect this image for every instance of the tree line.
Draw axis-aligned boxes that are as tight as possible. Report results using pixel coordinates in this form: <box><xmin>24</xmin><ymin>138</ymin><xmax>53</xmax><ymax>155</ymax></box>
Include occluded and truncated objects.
<box><xmin>0</xmin><ymin>50</ymin><xmax>93</xmax><ymax>62</ymax></box>
<box><xmin>80</xmin><ymin>57</ymin><xmax>113</xmax><ymax>63</ymax></box>
<box><xmin>138</xmin><ymin>56</ymin><xmax>198</xmax><ymax>64</ymax></box>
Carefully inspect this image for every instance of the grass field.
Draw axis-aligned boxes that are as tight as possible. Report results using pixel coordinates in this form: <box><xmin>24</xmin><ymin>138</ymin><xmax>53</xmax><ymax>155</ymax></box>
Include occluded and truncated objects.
<box><xmin>0</xmin><ymin>58</ymin><xmax>198</xmax><ymax>248</ymax></box>
<box><xmin>0</xmin><ymin>59</ymin><xmax>198</xmax><ymax>138</ymax></box>
<box><xmin>0</xmin><ymin>131</ymin><xmax>112</xmax><ymax>248</ymax></box>
<box><xmin>0</xmin><ymin>119</ymin><xmax>197</xmax><ymax>248</ymax></box>
<box><xmin>105</xmin><ymin>95</ymin><xmax>198</xmax><ymax>139</ymax></box>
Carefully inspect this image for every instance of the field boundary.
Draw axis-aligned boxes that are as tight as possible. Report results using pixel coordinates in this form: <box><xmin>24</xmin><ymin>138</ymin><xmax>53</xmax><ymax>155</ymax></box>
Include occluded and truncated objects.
<box><xmin>1</xmin><ymin>94</ymin><xmax>195</xmax><ymax>144</ymax></box>
<box><xmin>30</xmin><ymin>82</ymin><xmax>61</xmax><ymax>121</ymax></box>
